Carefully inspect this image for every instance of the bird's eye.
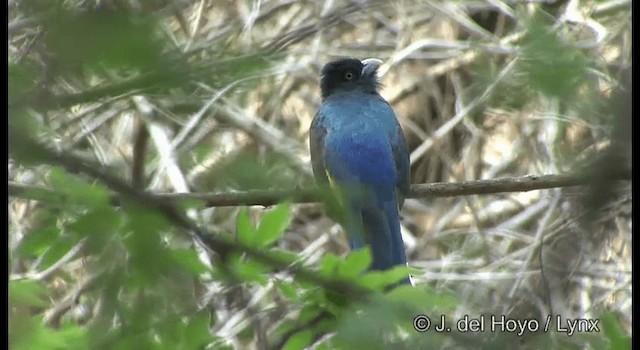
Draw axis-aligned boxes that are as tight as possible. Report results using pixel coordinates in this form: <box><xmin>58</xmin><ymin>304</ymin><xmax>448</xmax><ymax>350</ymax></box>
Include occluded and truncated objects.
<box><xmin>344</xmin><ymin>71</ymin><xmax>354</xmax><ymax>80</ymax></box>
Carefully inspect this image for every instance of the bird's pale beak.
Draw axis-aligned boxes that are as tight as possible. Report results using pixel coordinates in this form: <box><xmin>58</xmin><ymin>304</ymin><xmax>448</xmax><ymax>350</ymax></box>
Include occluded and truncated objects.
<box><xmin>361</xmin><ymin>58</ymin><xmax>383</xmax><ymax>77</ymax></box>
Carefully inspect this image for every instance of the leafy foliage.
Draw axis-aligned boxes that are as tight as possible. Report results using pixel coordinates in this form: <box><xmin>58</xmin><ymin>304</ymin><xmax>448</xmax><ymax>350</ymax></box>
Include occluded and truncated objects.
<box><xmin>519</xmin><ymin>13</ymin><xmax>591</xmax><ymax>99</ymax></box>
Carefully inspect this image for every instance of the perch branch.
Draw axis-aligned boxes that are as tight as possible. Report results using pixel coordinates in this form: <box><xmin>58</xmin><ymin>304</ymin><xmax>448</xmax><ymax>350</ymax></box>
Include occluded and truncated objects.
<box><xmin>9</xmin><ymin>172</ymin><xmax>630</xmax><ymax>208</ymax></box>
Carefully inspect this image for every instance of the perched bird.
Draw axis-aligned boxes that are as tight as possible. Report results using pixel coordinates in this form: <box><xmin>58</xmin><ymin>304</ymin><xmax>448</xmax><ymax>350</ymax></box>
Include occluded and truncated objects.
<box><xmin>309</xmin><ymin>58</ymin><xmax>411</xmax><ymax>284</ymax></box>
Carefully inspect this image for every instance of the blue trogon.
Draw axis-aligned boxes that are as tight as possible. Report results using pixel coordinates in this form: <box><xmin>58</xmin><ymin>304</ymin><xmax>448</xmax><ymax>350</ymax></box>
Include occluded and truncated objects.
<box><xmin>309</xmin><ymin>58</ymin><xmax>411</xmax><ymax>284</ymax></box>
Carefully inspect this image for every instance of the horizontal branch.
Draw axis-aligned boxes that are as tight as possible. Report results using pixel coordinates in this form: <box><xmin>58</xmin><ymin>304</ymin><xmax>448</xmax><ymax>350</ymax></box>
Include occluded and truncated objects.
<box><xmin>9</xmin><ymin>172</ymin><xmax>630</xmax><ymax>208</ymax></box>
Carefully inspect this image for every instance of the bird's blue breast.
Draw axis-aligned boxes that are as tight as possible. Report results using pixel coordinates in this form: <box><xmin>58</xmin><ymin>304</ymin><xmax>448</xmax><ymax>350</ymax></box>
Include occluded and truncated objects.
<box><xmin>317</xmin><ymin>92</ymin><xmax>399</xmax><ymax>135</ymax></box>
<box><xmin>324</xmin><ymin>127</ymin><xmax>396</xmax><ymax>187</ymax></box>
<box><xmin>319</xmin><ymin>92</ymin><xmax>399</xmax><ymax>189</ymax></box>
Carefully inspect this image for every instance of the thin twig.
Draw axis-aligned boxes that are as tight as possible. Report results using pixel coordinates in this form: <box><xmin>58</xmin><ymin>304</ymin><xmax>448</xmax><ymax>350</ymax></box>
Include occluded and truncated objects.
<box><xmin>10</xmin><ymin>239</ymin><xmax>87</xmax><ymax>282</ymax></box>
<box><xmin>409</xmin><ymin>57</ymin><xmax>519</xmax><ymax>164</ymax></box>
<box><xmin>43</xmin><ymin>272</ymin><xmax>101</xmax><ymax>328</ymax></box>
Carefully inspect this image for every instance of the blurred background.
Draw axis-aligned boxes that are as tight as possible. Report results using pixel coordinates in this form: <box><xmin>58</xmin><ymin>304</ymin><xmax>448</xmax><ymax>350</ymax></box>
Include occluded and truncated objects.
<box><xmin>9</xmin><ymin>0</ymin><xmax>631</xmax><ymax>349</ymax></box>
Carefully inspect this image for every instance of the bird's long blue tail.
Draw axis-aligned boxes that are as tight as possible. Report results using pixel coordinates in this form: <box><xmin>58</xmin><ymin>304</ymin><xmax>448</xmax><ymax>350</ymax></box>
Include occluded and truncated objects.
<box><xmin>347</xmin><ymin>190</ymin><xmax>410</xmax><ymax>285</ymax></box>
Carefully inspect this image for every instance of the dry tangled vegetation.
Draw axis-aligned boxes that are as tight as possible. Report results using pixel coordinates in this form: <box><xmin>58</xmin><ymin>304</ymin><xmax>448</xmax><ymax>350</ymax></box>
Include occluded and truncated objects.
<box><xmin>9</xmin><ymin>0</ymin><xmax>631</xmax><ymax>348</ymax></box>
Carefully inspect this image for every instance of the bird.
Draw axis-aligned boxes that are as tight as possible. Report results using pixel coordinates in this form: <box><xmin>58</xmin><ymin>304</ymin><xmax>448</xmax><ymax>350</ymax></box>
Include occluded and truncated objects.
<box><xmin>309</xmin><ymin>58</ymin><xmax>411</xmax><ymax>284</ymax></box>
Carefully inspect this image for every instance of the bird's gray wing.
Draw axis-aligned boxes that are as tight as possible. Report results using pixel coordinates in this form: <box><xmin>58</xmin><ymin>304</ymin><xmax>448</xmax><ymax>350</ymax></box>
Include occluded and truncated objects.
<box><xmin>376</xmin><ymin>98</ymin><xmax>410</xmax><ymax>207</ymax></box>
<box><xmin>392</xmin><ymin>125</ymin><xmax>410</xmax><ymax>198</ymax></box>
<box><xmin>309</xmin><ymin>110</ymin><xmax>329</xmax><ymax>185</ymax></box>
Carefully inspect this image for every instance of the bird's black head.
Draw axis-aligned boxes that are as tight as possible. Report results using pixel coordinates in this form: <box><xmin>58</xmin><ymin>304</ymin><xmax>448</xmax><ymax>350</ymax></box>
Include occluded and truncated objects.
<box><xmin>320</xmin><ymin>58</ymin><xmax>382</xmax><ymax>100</ymax></box>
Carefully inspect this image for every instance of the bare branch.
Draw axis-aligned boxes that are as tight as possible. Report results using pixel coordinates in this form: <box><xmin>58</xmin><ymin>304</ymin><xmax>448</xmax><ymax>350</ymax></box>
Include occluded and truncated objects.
<box><xmin>9</xmin><ymin>171</ymin><xmax>630</xmax><ymax>208</ymax></box>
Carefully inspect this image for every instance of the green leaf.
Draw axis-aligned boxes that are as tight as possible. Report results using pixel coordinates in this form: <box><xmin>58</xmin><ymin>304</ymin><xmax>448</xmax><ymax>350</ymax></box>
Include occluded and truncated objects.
<box><xmin>236</xmin><ymin>208</ymin><xmax>255</xmax><ymax>245</ymax></box>
<box><xmin>114</xmin><ymin>333</ymin><xmax>154</xmax><ymax>350</ymax></box>
<box><xmin>601</xmin><ymin>312</ymin><xmax>631</xmax><ymax>349</ymax></box>
<box><xmin>17</xmin><ymin>225</ymin><xmax>60</xmax><ymax>258</ymax></box>
<box><xmin>335</xmin><ymin>297</ymin><xmax>405</xmax><ymax>350</ymax></box>
<box><xmin>125</xmin><ymin>202</ymin><xmax>172</xmax><ymax>233</ymax></box>
<box><xmin>67</xmin><ymin>207</ymin><xmax>122</xmax><ymax>253</ymax></box>
<box><xmin>10</xmin><ymin>316</ymin><xmax>71</xmax><ymax>350</ymax></box>
<box><xmin>237</xmin><ymin>204</ymin><xmax>291</xmax><ymax>248</ymax></box>
<box><xmin>318</xmin><ymin>253</ymin><xmax>342</xmax><ymax>278</ymax></box>
<box><xmin>57</xmin><ymin>323</ymin><xmax>89</xmax><ymax>350</ymax></box>
<box><xmin>182</xmin><ymin>311</ymin><xmax>212</xmax><ymax>349</ymax></box>
<box><xmin>121</xmin><ymin>203</ymin><xmax>172</xmax><ymax>286</ymax></box>
<box><xmin>386</xmin><ymin>285</ymin><xmax>457</xmax><ymax>311</ymax></box>
<box><xmin>171</xmin><ymin>248</ymin><xmax>210</xmax><ymax>275</ymax></box>
<box><xmin>276</xmin><ymin>280</ymin><xmax>299</xmax><ymax>300</ymax></box>
<box><xmin>153</xmin><ymin>313</ymin><xmax>183</xmax><ymax>347</ymax></box>
<box><xmin>269</xmin><ymin>248</ymin><xmax>300</xmax><ymax>264</ymax></box>
<box><xmin>519</xmin><ymin>14</ymin><xmax>590</xmax><ymax>99</ymax></box>
<box><xmin>9</xmin><ymin>279</ymin><xmax>48</xmax><ymax>308</ymax></box>
<box><xmin>232</xmin><ymin>256</ymin><xmax>269</xmax><ymax>285</ymax></box>
<box><xmin>358</xmin><ymin>265</ymin><xmax>412</xmax><ymax>290</ymax></box>
<box><xmin>67</xmin><ymin>207</ymin><xmax>121</xmax><ymax>237</ymax></box>
<box><xmin>44</xmin><ymin>10</ymin><xmax>163</xmax><ymax>72</ymax></box>
<box><xmin>9</xmin><ymin>60</ymin><xmax>38</xmax><ymax>104</ymax></box>
<box><xmin>255</xmin><ymin>202</ymin><xmax>291</xmax><ymax>247</ymax></box>
<box><xmin>39</xmin><ymin>237</ymin><xmax>75</xmax><ymax>271</ymax></box>
<box><xmin>282</xmin><ymin>330</ymin><xmax>313</xmax><ymax>350</ymax></box>
<box><xmin>339</xmin><ymin>248</ymin><xmax>372</xmax><ymax>277</ymax></box>
<box><xmin>47</xmin><ymin>167</ymin><xmax>111</xmax><ymax>208</ymax></box>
